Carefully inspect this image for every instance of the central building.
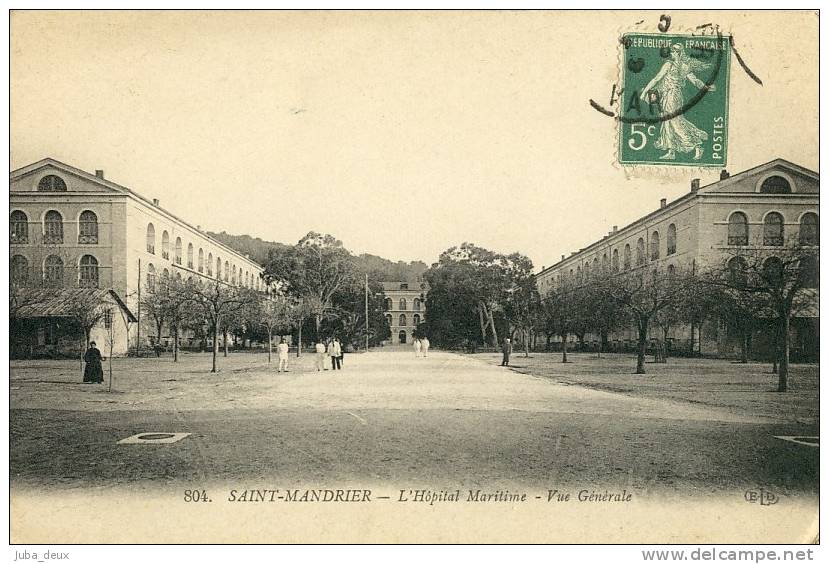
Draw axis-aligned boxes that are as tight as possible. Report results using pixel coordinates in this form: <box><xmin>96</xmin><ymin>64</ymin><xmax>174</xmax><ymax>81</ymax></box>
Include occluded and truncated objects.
<box><xmin>382</xmin><ymin>281</ymin><xmax>427</xmax><ymax>344</ymax></box>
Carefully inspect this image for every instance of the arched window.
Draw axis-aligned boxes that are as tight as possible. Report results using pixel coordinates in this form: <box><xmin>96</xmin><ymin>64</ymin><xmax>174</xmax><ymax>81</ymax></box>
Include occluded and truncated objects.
<box><xmin>592</xmin><ymin>257</ymin><xmax>599</xmax><ymax>274</ymax></box>
<box><xmin>727</xmin><ymin>212</ymin><xmax>748</xmax><ymax>246</ymax></box>
<box><xmin>43</xmin><ymin>211</ymin><xmax>63</xmax><ymax>244</ymax></box>
<box><xmin>224</xmin><ymin>262</ymin><xmax>230</xmax><ymax>281</ymax></box>
<box><xmin>584</xmin><ymin>262</ymin><xmax>590</xmax><ymax>278</ymax></box>
<box><xmin>399</xmin><ymin>298</ymin><xmax>407</xmax><ymax>310</ymax></box>
<box><xmin>79</xmin><ymin>255</ymin><xmax>99</xmax><ymax>288</ymax></box>
<box><xmin>576</xmin><ymin>265</ymin><xmax>582</xmax><ymax>282</ymax></box>
<box><xmin>147</xmin><ymin>263</ymin><xmax>156</xmax><ymax>293</ymax></box>
<box><xmin>207</xmin><ymin>253</ymin><xmax>213</xmax><ymax>276</ymax></box>
<box><xmin>38</xmin><ymin>175</ymin><xmax>67</xmax><ymax>192</ymax></box>
<box><xmin>11</xmin><ymin>255</ymin><xmax>28</xmax><ymax>285</ymax></box>
<box><xmin>413</xmin><ymin>314</ymin><xmax>421</xmax><ymax>326</ymax></box>
<box><xmin>762</xmin><ymin>257</ymin><xmax>783</xmax><ymax>285</ymax></box>
<box><xmin>186</xmin><ymin>243</ymin><xmax>194</xmax><ymax>268</ymax></box>
<box><xmin>175</xmin><ymin>237</ymin><xmax>183</xmax><ymax>264</ymax></box>
<box><xmin>146</xmin><ymin>224</ymin><xmax>155</xmax><ymax>254</ymax></box>
<box><xmin>667</xmin><ymin>224</ymin><xmax>677</xmax><ymax>255</ymax></box>
<box><xmin>763</xmin><ymin>213</ymin><xmax>784</xmax><ymax>246</ymax></box>
<box><xmin>162</xmin><ymin>231</ymin><xmax>170</xmax><ymax>259</ymax></box>
<box><xmin>612</xmin><ymin>249</ymin><xmax>619</xmax><ymax>272</ymax></box>
<box><xmin>384</xmin><ymin>297</ymin><xmax>392</xmax><ymax>311</ymax></box>
<box><xmin>198</xmin><ymin>248</ymin><xmax>204</xmax><ymax>272</ymax></box>
<box><xmin>667</xmin><ymin>264</ymin><xmax>676</xmax><ymax>277</ymax></box>
<box><xmin>385</xmin><ymin>314</ymin><xmax>392</xmax><ymax>327</ymax></box>
<box><xmin>414</xmin><ymin>298</ymin><xmax>421</xmax><ymax>311</ymax></box>
<box><xmin>399</xmin><ymin>314</ymin><xmax>407</xmax><ymax>327</ymax></box>
<box><xmin>636</xmin><ymin>238</ymin><xmax>645</xmax><ymax>266</ymax></box>
<box><xmin>799</xmin><ymin>256</ymin><xmax>819</xmax><ymax>289</ymax></box>
<box><xmin>79</xmin><ymin>211</ymin><xmax>98</xmax><ymax>244</ymax></box>
<box><xmin>232</xmin><ymin>265</ymin><xmax>237</xmax><ymax>285</ymax></box>
<box><xmin>10</xmin><ymin>211</ymin><xmax>28</xmax><ymax>244</ymax></box>
<box><xmin>799</xmin><ymin>213</ymin><xmax>819</xmax><ymax>246</ymax></box>
<box><xmin>216</xmin><ymin>257</ymin><xmax>222</xmax><ymax>280</ymax></box>
<box><xmin>624</xmin><ymin>245</ymin><xmax>632</xmax><ymax>270</ymax></box>
<box><xmin>602</xmin><ymin>253</ymin><xmax>608</xmax><ymax>272</ymax></box>
<box><xmin>650</xmin><ymin>231</ymin><xmax>660</xmax><ymax>260</ymax></box>
<box><xmin>727</xmin><ymin>256</ymin><xmax>747</xmax><ymax>285</ymax></box>
<box><xmin>44</xmin><ymin>255</ymin><xmax>64</xmax><ymax>287</ymax></box>
<box><xmin>760</xmin><ymin>175</ymin><xmax>791</xmax><ymax>194</ymax></box>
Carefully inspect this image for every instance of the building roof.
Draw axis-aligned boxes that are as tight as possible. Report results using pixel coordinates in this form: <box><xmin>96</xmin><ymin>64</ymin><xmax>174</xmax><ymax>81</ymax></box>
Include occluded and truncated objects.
<box><xmin>13</xmin><ymin>288</ymin><xmax>137</xmax><ymax>322</ymax></box>
<box><xmin>381</xmin><ymin>281</ymin><xmax>428</xmax><ymax>292</ymax></box>
<box><xmin>536</xmin><ymin>159</ymin><xmax>819</xmax><ymax>277</ymax></box>
<box><xmin>10</xmin><ymin>158</ymin><xmax>263</xmax><ymax>271</ymax></box>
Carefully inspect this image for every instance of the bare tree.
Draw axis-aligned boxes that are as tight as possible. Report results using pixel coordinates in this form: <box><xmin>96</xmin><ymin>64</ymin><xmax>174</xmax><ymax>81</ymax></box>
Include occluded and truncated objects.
<box><xmin>596</xmin><ymin>267</ymin><xmax>690</xmax><ymax>374</ymax></box>
<box><xmin>190</xmin><ymin>279</ymin><xmax>256</xmax><ymax>373</ymax></box>
<box><xmin>702</xmin><ymin>241</ymin><xmax>818</xmax><ymax>391</ymax></box>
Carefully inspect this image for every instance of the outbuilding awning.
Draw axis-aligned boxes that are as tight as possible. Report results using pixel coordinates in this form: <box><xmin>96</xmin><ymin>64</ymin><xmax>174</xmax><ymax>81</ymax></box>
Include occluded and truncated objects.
<box><xmin>12</xmin><ymin>288</ymin><xmax>137</xmax><ymax>323</ymax></box>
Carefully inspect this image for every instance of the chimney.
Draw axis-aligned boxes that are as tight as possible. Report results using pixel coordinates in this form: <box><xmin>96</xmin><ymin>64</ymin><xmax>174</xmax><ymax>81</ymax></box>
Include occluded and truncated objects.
<box><xmin>152</xmin><ymin>198</ymin><xmax>160</xmax><ymax>206</ymax></box>
<box><xmin>612</xmin><ymin>225</ymin><xmax>618</xmax><ymax>233</ymax></box>
<box><xmin>561</xmin><ymin>255</ymin><xmax>565</xmax><ymax>261</ymax></box>
<box><xmin>720</xmin><ymin>169</ymin><xmax>730</xmax><ymax>180</ymax></box>
<box><xmin>691</xmin><ymin>178</ymin><xmax>700</xmax><ymax>192</ymax></box>
<box><xmin>660</xmin><ymin>198</ymin><xmax>667</xmax><ymax>209</ymax></box>
<box><xmin>95</xmin><ymin>170</ymin><xmax>104</xmax><ymax>179</ymax></box>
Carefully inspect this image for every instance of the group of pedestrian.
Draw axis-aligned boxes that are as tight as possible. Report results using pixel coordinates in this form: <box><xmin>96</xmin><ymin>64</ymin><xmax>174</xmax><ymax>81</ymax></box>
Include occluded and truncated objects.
<box><xmin>314</xmin><ymin>337</ymin><xmax>343</xmax><ymax>371</ymax></box>
<box><xmin>413</xmin><ymin>336</ymin><xmax>430</xmax><ymax>358</ymax></box>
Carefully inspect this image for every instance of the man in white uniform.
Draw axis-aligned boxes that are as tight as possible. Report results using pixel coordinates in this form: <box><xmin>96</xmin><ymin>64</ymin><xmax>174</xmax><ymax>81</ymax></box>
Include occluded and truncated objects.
<box><xmin>314</xmin><ymin>341</ymin><xmax>327</xmax><ymax>371</ymax></box>
<box><xmin>277</xmin><ymin>338</ymin><xmax>289</xmax><ymax>372</ymax></box>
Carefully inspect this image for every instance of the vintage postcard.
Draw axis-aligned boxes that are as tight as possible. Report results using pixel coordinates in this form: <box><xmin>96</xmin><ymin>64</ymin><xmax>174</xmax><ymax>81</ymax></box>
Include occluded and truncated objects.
<box><xmin>8</xmin><ymin>10</ymin><xmax>819</xmax><ymax>547</ymax></box>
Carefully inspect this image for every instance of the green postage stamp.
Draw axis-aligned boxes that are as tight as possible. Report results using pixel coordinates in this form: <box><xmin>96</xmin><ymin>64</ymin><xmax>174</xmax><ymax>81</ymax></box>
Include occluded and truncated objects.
<box><xmin>618</xmin><ymin>33</ymin><xmax>731</xmax><ymax>167</ymax></box>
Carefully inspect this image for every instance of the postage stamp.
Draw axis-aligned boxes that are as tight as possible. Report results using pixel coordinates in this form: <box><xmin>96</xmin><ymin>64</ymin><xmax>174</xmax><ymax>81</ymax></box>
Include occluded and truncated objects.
<box><xmin>617</xmin><ymin>32</ymin><xmax>731</xmax><ymax>167</ymax></box>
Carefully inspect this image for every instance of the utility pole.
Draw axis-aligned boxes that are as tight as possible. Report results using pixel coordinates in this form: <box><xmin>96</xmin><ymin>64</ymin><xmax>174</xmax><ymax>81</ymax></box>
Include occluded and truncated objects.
<box><xmin>364</xmin><ymin>273</ymin><xmax>369</xmax><ymax>351</ymax></box>
<box><xmin>136</xmin><ymin>258</ymin><xmax>141</xmax><ymax>356</ymax></box>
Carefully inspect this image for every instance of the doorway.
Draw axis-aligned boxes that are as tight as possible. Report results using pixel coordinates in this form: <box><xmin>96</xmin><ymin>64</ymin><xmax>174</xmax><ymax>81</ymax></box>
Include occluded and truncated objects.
<box><xmin>398</xmin><ymin>330</ymin><xmax>407</xmax><ymax>344</ymax></box>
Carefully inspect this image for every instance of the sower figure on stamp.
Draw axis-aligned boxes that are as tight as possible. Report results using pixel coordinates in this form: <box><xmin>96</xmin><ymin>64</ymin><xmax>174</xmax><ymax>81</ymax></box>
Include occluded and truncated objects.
<box><xmin>501</xmin><ymin>337</ymin><xmax>512</xmax><ymax>367</ymax></box>
<box><xmin>640</xmin><ymin>43</ymin><xmax>715</xmax><ymax>161</ymax></box>
<box><xmin>83</xmin><ymin>341</ymin><xmax>104</xmax><ymax>384</ymax></box>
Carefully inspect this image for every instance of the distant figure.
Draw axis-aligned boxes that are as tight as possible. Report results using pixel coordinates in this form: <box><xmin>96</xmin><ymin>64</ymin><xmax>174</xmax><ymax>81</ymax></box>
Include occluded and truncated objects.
<box><xmin>277</xmin><ymin>338</ymin><xmax>289</xmax><ymax>372</ymax></box>
<box><xmin>335</xmin><ymin>338</ymin><xmax>344</xmax><ymax>367</ymax></box>
<box><xmin>83</xmin><ymin>341</ymin><xmax>104</xmax><ymax>384</ymax></box>
<box><xmin>421</xmin><ymin>336</ymin><xmax>430</xmax><ymax>357</ymax></box>
<box><xmin>413</xmin><ymin>337</ymin><xmax>422</xmax><ymax>357</ymax></box>
<box><xmin>501</xmin><ymin>337</ymin><xmax>512</xmax><ymax>367</ymax></box>
<box><xmin>314</xmin><ymin>341</ymin><xmax>327</xmax><ymax>371</ymax></box>
<box><xmin>328</xmin><ymin>338</ymin><xmax>342</xmax><ymax>371</ymax></box>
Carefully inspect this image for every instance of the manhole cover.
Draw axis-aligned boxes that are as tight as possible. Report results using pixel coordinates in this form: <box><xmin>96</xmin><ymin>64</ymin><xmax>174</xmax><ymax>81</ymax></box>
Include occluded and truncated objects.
<box><xmin>773</xmin><ymin>436</ymin><xmax>819</xmax><ymax>448</ymax></box>
<box><xmin>118</xmin><ymin>432</ymin><xmax>191</xmax><ymax>444</ymax></box>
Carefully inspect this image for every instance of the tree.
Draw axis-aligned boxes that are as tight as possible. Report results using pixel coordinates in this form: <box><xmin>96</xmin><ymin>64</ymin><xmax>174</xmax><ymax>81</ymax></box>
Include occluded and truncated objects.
<box><xmin>254</xmin><ymin>293</ymin><xmax>300</xmax><ymax>363</ymax></box>
<box><xmin>263</xmin><ymin>232</ymin><xmax>358</xmax><ymax>339</ymax></box>
<box><xmin>190</xmin><ymin>279</ymin><xmax>256</xmax><ymax>373</ymax></box>
<box><xmin>595</xmin><ymin>267</ymin><xmax>691</xmax><ymax>374</ymax></box>
<box><xmin>702</xmin><ymin>242</ymin><xmax>818</xmax><ymax>391</ymax></box>
<box><xmin>502</xmin><ymin>275</ymin><xmax>540</xmax><ymax>357</ymax></box>
<box><xmin>425</xmin><ymin>243</ymin><xmax>534</xmax><ymax>349</ymax></box>
<box><xmin>540</xmin><ymin>280</ymin><xmax>589</xmax><ymax>363</ymax></box>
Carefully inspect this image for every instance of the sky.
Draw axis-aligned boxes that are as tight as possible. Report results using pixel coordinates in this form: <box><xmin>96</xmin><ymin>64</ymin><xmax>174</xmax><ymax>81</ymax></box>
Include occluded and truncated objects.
<box><xmin>10</xmin><ymin>10</ymin><xmax>819</xmax><ymax>270</ymax></box>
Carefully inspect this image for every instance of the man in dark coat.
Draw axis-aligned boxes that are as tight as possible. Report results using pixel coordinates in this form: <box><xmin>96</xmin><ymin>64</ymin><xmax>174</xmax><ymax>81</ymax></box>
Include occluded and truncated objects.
<box><xmin>501</xmin><ymin>337</ymin><xmax>513</xmax><ymax>367</ymax></box>
<box><xmin>83</xmin><ymin>341</ymin><xmax>104</xmax><ymax>384</ymax></box>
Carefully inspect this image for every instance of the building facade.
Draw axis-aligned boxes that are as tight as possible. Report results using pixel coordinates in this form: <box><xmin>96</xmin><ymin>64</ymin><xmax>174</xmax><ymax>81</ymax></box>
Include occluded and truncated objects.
<box><xmin>535</xmin><ymin>159</ymin><xmax>819</xmax><ymax>359</ymax></box>
<box><xmin>10</xmin><ymin>158</ymin><xmax>266</xmax><ymax>356</ymax></box>
<box><xmin>382</xmin><ymin>281</ymin><xmax>427</xmax><ymax>344</ymax></box>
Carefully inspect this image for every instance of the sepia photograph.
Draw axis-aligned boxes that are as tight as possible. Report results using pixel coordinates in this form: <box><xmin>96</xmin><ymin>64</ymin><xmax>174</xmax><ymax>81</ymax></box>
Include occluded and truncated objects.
<box><xmin>7</xmin><ymin>9</ymin><xmax>820</xmax><ymax>547</ymax></box>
